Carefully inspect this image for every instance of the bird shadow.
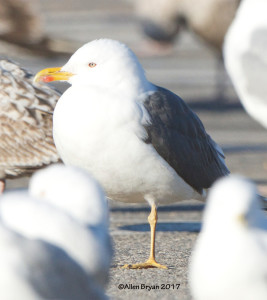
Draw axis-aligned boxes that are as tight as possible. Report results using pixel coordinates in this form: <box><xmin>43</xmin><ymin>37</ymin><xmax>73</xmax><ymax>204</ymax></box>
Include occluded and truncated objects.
<box><xmin>223</xmin><ymin>144</ymin><xmax>267</xmax><ymax>154</ymax></box>
<box><xmin>110</xmin><ymin>204</ymin><xmax>204</xmax><ymax>213</ymax></box>
<box><xmin>118</xmin><ymin>222</ymin><xmax>201</xmax><ymax>233</ymax></box>
<box><xmin>255</xmin><ymin>179</ymin><xmax>267</xmax><ymax>185</ymax></box>
<box><xmin>187</xmin><ymin>98</ymin><xmax>242</xmax><ymax>111</ymax></box>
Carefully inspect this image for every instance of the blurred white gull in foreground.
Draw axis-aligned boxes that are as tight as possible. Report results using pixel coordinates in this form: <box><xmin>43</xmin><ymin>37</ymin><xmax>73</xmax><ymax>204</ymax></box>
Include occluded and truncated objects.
<box><xmin>0</xmin><ymin>224</ymin><xmax>106</xmax><ymax>300</ymax></box>
<box><xmin>29</xmin><ymin>164</ymin><xmax>109</xmax><ymax>231</ymax></box>
<box><xmin>29</xmin><ymin>164</ymin><xmax>112</xmax><ymax>286</ymax></box>
<box><xmin>0</xmin><ymin>165</ymin><xmax>111</xmax><ymax>299</ymax></box>
<box><xmin>224</xmin><ymin>0</ymin><xmax>267</xmax><ymax>128</ymax></box>
<box><xmin>189</xmin><ymin>175</ymin><xmax>267</xmax><ymax>300</ymax></box>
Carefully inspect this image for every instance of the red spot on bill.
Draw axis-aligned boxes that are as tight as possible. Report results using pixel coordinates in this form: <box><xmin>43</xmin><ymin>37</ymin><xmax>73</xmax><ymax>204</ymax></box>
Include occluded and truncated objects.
<box><xmin>42</xmin><ymin>75</ymin><xmax>55</xmax><ymax>83</ymax></box>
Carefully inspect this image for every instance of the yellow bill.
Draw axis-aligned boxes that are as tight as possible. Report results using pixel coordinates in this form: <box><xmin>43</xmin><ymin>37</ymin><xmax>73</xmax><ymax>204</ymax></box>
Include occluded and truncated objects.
<box><xmin>34</xmin><ymin>67</ymin><xmax>74</xmax><ymax>83</ymax></box>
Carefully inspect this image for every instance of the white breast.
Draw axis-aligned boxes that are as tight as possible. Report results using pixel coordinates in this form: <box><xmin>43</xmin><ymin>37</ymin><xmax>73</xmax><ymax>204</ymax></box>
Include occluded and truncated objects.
<box><xmin>53</xmin><ymin>86</ymin><xmax>200</xmax><ymax>204</ymax></box>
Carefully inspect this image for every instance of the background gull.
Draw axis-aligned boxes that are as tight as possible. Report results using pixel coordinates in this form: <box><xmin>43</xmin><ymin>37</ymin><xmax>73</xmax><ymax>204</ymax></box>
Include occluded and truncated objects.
<box><xmin>0</xmin><ymin>58</ymin><xmax>60</xmax><ymax>193</ymax></box>
<box><xmin>35</xmin><ymin>38</ymin><xmax>229</xmax><ymax>269</ymax></box>
<box><xmin>189</xmin><ymin>175</ymin><xmax>267</xmax><ymax>300</ymax></box>
<box><xmin>0</xmin><ymin>0</ymin><xmax>75</xmax><ymax>56</ymax></box>
<box><xmin>0</xmin><ymin>223</ymin><xmax>107</xmax><ymax>300</ymax></box>
<box><xmin>132</xmin><ymin>0</ymin><xmax>241</xmax><ymax>101</ymax></box>
<box><xmin>224</xmin><ymin>0</ymin><xmax>267</xmax><ymax>129</ymax></box>
<box><xmin>0</xmin><ymin>164</ymin><xmax>112</xmax><ymax>289</ymax></box>
<box><xmin>134</xmin><ymin>0</ymin><xmax>241</xmax><ymax>53</ymax></box>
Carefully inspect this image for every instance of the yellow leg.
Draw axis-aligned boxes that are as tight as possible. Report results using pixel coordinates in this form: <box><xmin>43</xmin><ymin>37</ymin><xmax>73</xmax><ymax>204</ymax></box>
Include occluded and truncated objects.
<box><xmin>122</xmin><ymin>204</ymin><xmax>168</xmax><ymax>269</ymax></box>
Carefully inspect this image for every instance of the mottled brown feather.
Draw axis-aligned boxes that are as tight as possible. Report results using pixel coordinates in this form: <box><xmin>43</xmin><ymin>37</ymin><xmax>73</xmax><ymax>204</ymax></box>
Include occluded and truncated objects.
<box><xmin>0</xmin><ymin>59</ymin><xmax>60</xmax><ymax>179</ymax></box>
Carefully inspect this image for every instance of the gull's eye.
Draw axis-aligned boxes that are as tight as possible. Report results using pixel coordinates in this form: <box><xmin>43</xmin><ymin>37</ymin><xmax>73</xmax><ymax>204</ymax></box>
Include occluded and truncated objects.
<box><xmin>88</xmin><ymin>62</ymin><xmax>97</xmax><ymax>68</ymax></box>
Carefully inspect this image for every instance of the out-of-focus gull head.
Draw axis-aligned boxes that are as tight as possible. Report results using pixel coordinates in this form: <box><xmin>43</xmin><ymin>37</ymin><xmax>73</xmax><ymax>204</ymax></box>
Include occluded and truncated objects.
<box><xmin>189</xmin><ymin>175</ymin><xmax>267</xmax><ymax>300</ymax></box>
<box><xmin>203</xmin><ymin>175</ymin><xmax>262</xmax><ymax>230</ymax></box>
<box><xmin>29</xmin><ymin>164</ymin><xmax>109</xmax><ymax>227</ymax></box>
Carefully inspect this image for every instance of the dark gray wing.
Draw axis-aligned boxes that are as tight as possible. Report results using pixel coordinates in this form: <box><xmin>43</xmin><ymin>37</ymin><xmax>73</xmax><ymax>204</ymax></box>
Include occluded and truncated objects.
<box><xmin>143</xmin><ymin>86</ymin><xmax>230</xmax><ymax>194</ymax></box>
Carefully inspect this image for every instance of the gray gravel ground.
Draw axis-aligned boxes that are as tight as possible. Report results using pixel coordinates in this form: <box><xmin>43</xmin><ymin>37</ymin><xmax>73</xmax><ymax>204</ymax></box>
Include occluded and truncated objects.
<box><xmin>2</xmin><ymin>1</ymin><xmax>267</xmax><ymax>299</ymax></box>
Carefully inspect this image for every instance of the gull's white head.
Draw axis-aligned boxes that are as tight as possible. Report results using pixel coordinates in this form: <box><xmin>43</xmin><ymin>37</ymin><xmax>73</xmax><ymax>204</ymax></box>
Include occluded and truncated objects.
<box><xmin>203</xmin><ymin>175</ymin><xmax>262</xmax><ymax>231</ymax></box>
<box><xmin>29</xmin><ymin>164</ymin><xmax>108</xmax><ymax>227</ymax></box>
<box><xmin>35</xmin><ymin>39</ymin><xmax>150</xmax><ymax>92</ymax></box>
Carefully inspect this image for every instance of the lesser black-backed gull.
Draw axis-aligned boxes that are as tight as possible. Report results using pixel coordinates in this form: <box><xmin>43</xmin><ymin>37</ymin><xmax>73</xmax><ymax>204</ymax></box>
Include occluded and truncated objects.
<box><xmin>35</xmin><ymin>38</ymin><xmax>229</xmax><ymax>269</ymax></box>
<box><xmin>189</xmin><ymin>175</ymin><xmax>267</xmax><ymax>300</ymax></box>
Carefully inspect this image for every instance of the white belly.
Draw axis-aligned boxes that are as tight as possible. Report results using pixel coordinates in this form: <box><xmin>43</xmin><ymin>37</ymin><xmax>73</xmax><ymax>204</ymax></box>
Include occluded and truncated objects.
<box><xmin>53</xmin><ymin>87</ymin><xmax>201</xmax><ymax>204</ymax></box>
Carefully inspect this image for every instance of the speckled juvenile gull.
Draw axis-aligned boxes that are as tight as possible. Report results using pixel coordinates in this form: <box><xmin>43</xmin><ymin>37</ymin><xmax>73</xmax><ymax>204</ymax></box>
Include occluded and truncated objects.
<box><xmin>35</xmin><ymin>38</ymin><xmax>229</xmax><ymax>269</ymax></box>
<box><xmin>189</xmin><ymin>175</ymin><xmax>267</xmax><ymax>300</ymax></box>
<box><xmin>224</xmin><ymin>0</ymin><xmax>267</xmax><ymax>128</ymax></box>
<box><xmin>0</xmin><ymin>58</ymin><xmax>60</xmax><ymax>192</ymax></box>
<box><xmin>0</xmin><ymin>223</ymin><xmax>107</xmax><ymax>300</ymax></box>
<box><xmin>1</xmin><ymin>165</ymin><xmax>112</xmax><ymax>288</ymax></box>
